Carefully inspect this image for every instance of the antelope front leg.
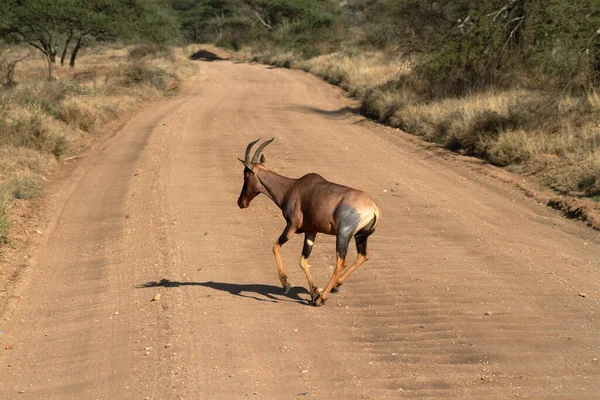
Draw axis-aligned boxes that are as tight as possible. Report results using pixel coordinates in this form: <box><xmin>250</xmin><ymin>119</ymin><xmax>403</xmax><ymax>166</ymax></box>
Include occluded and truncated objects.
<box><xmin>273</xmin><ymin>223</ymin><xmax>296</xmax><ymax>294</ymax></box>
<box><xmin>299</xmin><ymin>232</ymin><xmax>319</xmax><ymax>303</ymax></box>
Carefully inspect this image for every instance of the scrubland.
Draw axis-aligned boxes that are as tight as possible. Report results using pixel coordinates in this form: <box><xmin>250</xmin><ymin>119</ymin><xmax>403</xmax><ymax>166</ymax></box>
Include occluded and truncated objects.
<box><xmin>0</xmin><ymin>44</ymin><xmax>197</xmax><ymax>245</ymax></box>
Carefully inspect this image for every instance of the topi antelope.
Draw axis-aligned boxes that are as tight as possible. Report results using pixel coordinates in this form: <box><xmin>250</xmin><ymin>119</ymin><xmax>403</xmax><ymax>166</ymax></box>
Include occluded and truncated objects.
<box><xmin>237</xmin><ymin>138</ymin><xmax>381</xmax><ymax>306</ymax></box>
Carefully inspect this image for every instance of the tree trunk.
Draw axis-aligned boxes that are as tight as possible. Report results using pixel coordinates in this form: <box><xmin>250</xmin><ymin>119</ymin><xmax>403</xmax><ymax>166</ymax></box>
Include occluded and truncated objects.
<box><xmin>60</xmin><ymin>34</ymin><xmax>73</xmax><ymax>66</ymax></box>
<box><xmin>46</xmin><ymin>53</ymin><xmax>53</xmax><ymax>80</ymax></box>
<box><xmin>69</xmin><ymin>36</ymin><xmax>83</xmax><ymax>68</ymax></box>
<box><xmin>50</xmin><ymin>38</ymin><xmax>58</xmax><ymax>64</ymax></box>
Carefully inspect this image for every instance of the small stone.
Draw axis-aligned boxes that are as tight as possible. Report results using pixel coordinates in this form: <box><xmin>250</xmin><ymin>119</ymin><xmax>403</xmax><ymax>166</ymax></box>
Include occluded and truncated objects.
<box><xmin>35</xmin><ymin>230</ymin><xmax>42</xmax><ymax>234</ymax></box>
<box><xmin>151</xmin><ymin>293</ymin><xmax>161</xmax><ymax>302</ymax></box>
<box><xmin>301</xmin><ymin>369</ymin><xmax>308</xmax><ymax>374</ymax></box>
<box><xmin>485</xmin><ymin>311</ymin><xmax>492</xmax><ymax>315</ymax></box>
<box><xmin>114</xmin><ymin>311</ymin><xmax>119</xmax><ymax>315</ymax></box>
<box><xmin>579</xmin><ymin>293</ymin><xmax>587</xmax><ymax>298</ymax></box>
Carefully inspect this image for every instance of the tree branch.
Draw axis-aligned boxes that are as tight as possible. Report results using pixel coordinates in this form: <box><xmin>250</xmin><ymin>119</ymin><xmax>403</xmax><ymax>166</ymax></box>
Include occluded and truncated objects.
<box><xmin>253</xmin><ymin>10</ymin><xmax>274</xmax><ymax>31</ymax></box>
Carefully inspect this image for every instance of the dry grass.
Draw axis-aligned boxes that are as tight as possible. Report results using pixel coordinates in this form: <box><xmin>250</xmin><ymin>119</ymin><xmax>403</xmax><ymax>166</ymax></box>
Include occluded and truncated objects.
<box><xmin>0</xmin><ymin>44</ymin><xmax>198</xmax><ymax>247</ymax></box>
<box><xmin>298</xmin><ymin>52</ymin><xmax>413</xmax><ymax>96</ymax></box>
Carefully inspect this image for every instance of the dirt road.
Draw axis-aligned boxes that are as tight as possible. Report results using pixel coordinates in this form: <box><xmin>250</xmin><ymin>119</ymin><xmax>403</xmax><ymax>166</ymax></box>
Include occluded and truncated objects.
<box><xmin>1</xmin><ymin>60</ymin><xmax>600</xmax><ymax>399</ymax></box>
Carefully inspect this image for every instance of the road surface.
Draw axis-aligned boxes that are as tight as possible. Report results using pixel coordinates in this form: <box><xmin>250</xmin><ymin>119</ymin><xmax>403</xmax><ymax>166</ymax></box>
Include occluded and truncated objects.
<box><xmin>1</xmin><ymin>60</ymin><xmax>599</xmax><ymax>399</ymax></box>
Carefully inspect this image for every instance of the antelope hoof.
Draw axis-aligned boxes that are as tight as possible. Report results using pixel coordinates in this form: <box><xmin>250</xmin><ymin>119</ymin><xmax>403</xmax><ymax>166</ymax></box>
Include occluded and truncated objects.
<box><xmin>283</xmin><ymin>283</ymin><xmax>292</xmax><ymax>295</ymax></box>
<box><xmin>310</xmin><ymin>291</ymin><xmax>319</xmax><ymax>306</ymax></box>
<box><xmin>312</xmin><ymin>295</ymin><xmax>326</xmax><ymax>307</ymax></box>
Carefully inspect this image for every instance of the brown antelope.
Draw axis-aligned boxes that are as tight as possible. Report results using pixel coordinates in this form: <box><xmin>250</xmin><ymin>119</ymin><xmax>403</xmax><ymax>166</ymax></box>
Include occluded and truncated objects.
<box><xmin>237</xmin><ymin>138</ymin><xmax>381</xmax><ymax>306</ymax></box>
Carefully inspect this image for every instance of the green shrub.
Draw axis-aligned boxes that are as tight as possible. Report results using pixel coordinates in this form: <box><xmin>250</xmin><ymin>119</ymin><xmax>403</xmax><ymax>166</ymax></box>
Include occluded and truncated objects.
<box><xmin>11</xmin><ymin>176</ymin><xmax>43</xmax><ymax>200</ymax></box>
<box><xmin>123</xmin><ymin>63</ymin><xmax>172</xmax><ymax>90</ymax></box>
<box><xmin>0</xmin><ymin>184</ymin><xmax>12</xmax><ymax>245</ymax></box>
<box><xmin>0</xmin><ymin>112</ymin><xmax>53</xmax><ymax>153</ymax></box>
<box><xmin>52</xmin><ymin>136</ymin><xmax>69</xmax><ymax>159</ymax></box>
<box><xmin>128</xmin><ymin>44</ymin><xmax>174</xmax><ymax>60</ymax></box>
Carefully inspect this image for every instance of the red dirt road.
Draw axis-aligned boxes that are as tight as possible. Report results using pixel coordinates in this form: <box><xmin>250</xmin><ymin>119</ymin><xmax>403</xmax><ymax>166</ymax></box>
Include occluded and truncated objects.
<box><xmin>1</xmin><ymin>61</ymin><xmax>600</xmax><ymax>399</ymax></box>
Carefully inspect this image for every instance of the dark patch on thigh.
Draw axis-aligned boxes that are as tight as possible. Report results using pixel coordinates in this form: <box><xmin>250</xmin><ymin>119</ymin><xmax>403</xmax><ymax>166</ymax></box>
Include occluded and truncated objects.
<box><xmin>335</xmin><ymin>205</ymin><xmax>362</xmax><ymax>258</ymax></box>
<box><xmin>335</xmin><ymin>205</ymin><xmax>362</xmax><ymax>236</ymax></box>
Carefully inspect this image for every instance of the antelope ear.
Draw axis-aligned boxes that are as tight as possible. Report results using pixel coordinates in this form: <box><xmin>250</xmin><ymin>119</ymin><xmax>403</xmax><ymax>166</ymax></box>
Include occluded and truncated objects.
<box><xmin>260</xmin><ymin>154</ymin><xmax>266</xmax><ymax>164</ymax></box>
<box><xmin>238</xmin><ymin>158</ymin><xmax>254</xmax><ymax>171</ymax></box>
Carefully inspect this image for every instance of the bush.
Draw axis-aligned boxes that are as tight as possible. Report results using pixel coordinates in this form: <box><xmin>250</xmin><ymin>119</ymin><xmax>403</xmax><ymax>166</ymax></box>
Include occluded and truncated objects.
<box><xmin>0</xmin><ymin>184</ymin><xmax>11</xmax><ymax>245</ymax></box>
<box><xmin>128</xmin><ymin>44</ymin><xmax>174</xmax><ymax>60</ymax></box>
<box><xmin>11</xmin><ymin>176</ymin><xmax>43</xmax><ymax>199</ymax></box>
<box><xmin>0</xmin><ymin>111</ymin><xmax>54</xmax><ymax>153</ymax></box>
<box><xmin>123</xmin><ymin>63</ymin><xmax>171</xmax><ymax>90</ymax></box>
<box><xmin>58</xmin><ymin>100</ymin><xmax>98</xmax><ymax>132</ymax></box>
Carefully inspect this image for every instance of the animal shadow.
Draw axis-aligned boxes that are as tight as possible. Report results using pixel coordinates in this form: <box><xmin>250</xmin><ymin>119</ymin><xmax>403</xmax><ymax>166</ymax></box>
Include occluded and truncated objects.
<box><xmin>190</xmin><ymin>50</ymin><xmax>226</xmax><ymax>62</ymax></box>
<box><xmin>136</xmin><ymin>279</ymin><xmax>309</xmax><ymax>304</ymax></box>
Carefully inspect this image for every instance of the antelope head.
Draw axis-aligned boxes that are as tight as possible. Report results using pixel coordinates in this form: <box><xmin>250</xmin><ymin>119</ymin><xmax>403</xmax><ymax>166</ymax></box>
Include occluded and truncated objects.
<box><xmin>237</xmin><ymin>137</ymin><xmax>274</xmax><ymax>209</ymax></box>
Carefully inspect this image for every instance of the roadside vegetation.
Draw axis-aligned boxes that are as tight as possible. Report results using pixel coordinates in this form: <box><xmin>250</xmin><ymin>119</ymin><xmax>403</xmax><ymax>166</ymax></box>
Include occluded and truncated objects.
<box><xmin>0</xmin><ymin>1</ymin><xmax>196</xmax><ymax>247</ymax></box>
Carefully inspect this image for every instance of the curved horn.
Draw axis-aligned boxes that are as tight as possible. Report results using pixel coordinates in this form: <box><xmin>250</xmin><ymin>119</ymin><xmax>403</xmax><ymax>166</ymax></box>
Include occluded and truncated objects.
<box><xmin>244</xmin><ymin>138</ymin><xmax>261</xmax><ymax>163</ymax></box>
<box><xmin>251</xmin><ymin>137</ymin><xmax>274</xmax><ymax>164</ymax></box>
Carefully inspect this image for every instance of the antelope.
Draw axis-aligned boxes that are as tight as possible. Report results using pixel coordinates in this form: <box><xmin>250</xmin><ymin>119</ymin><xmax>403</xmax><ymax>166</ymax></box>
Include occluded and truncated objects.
<box><xmin>237</xmin><ymin>138</ymin><xmax>381</xmax><ymax>306</ymax></box>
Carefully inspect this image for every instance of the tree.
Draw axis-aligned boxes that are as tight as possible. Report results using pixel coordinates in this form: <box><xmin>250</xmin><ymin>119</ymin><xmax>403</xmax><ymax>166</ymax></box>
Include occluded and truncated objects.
<box><xmin>0</xmin><ymin>0</ymin><xmax>181</xmax><ymax>74</ymax></box>
<box><xmin>173</xmin><ymin>0</ymin><xmax>251</xmax><ymax>45</ymax></box>
<box><xmin>0</xmin><ymin>0</ymin><xmax>67</xmax><ymax>78</ymax></box>
<box><xmin>61</xmin><ymin>0</ymin><xmax>181</xmax><ymax>67</ymax></box>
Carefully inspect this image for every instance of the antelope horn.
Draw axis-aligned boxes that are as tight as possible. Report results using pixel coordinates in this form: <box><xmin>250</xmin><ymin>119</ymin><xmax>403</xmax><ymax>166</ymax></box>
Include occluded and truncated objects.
<box><xmin>251</xmin><ymin>137</ymin><xmax>274</xmax><ymax>164</ymax></box>
<box><xmin>244</xmin><ymin>138</ymin><xmax>261</xmax><ymax>163</ymax></box>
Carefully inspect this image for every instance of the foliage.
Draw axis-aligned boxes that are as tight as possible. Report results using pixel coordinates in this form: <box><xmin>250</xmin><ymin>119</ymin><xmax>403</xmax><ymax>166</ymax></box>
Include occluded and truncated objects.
<box><xmin>172</xmin><ymin>0</ymin><xmax>342</xmax><ymax>56</ymax></box>
<box><xmin>11</xmin><ymin>176</ymin><xmax>43</xmax><ymax>199</ymax></box>
<box><xmin>0</xmin><ymin>0</ymin><xmax>181</xmax><ymax>72</ymax></box>
<box><xmin>348</xmin><ymin>0</ymin><xmax>600</xmax><ymax>93</ymax></box>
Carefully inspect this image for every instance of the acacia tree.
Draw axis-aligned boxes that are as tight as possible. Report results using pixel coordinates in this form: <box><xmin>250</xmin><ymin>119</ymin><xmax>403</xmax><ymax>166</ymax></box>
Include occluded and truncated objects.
<box><xmin>0</xmin><ymin>0</ymin><xmax>181</xmax><ymax>75</ymax></box>
<box><xmin>60</xmin><ymin>0</ymin><xmax>180</xmax><ymax>67</ymax></box>
<box><xmin>173</xmin><ymin>0</ymin><xmax>251</xmax><ymax>45</ymax></box>
<box><xmin>0</xmin><ymin>0</ymin><xmax>67</xmax><ymax>78</ymax></box>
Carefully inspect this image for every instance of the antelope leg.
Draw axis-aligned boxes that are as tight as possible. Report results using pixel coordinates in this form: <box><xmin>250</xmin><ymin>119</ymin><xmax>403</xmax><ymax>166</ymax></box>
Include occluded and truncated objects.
<box><xmin>273</xmin><ymin>223</ymin><xmax>296</xmax><ymax>293</ymax></box>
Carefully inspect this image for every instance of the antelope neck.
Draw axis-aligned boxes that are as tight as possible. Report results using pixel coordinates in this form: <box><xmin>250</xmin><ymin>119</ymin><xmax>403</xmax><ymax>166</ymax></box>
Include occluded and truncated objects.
<box><xmin>256</xmin><ymin>168</ymin><xmax>296</xmax><ymax>209</ymax></box>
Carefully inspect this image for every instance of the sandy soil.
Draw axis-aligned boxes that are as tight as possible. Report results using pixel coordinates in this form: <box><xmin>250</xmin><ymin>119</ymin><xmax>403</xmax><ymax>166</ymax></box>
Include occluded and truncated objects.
<box><xmin>1</xmin><ymin>60</ymin><xmax>599</xmax><ymax>399</ymax></box>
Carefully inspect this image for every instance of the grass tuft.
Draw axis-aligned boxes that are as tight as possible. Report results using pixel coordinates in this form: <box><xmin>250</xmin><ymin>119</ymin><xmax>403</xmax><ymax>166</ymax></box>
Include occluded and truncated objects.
<box><xmin>0</xmin><ymin>185</ymin><xmax>11</xmax><ymax>245</ymax></box>
<box><xmin>11</xmin><ymin>176</ymin><xmax>43</xmax><ymax>200</ymax></box>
